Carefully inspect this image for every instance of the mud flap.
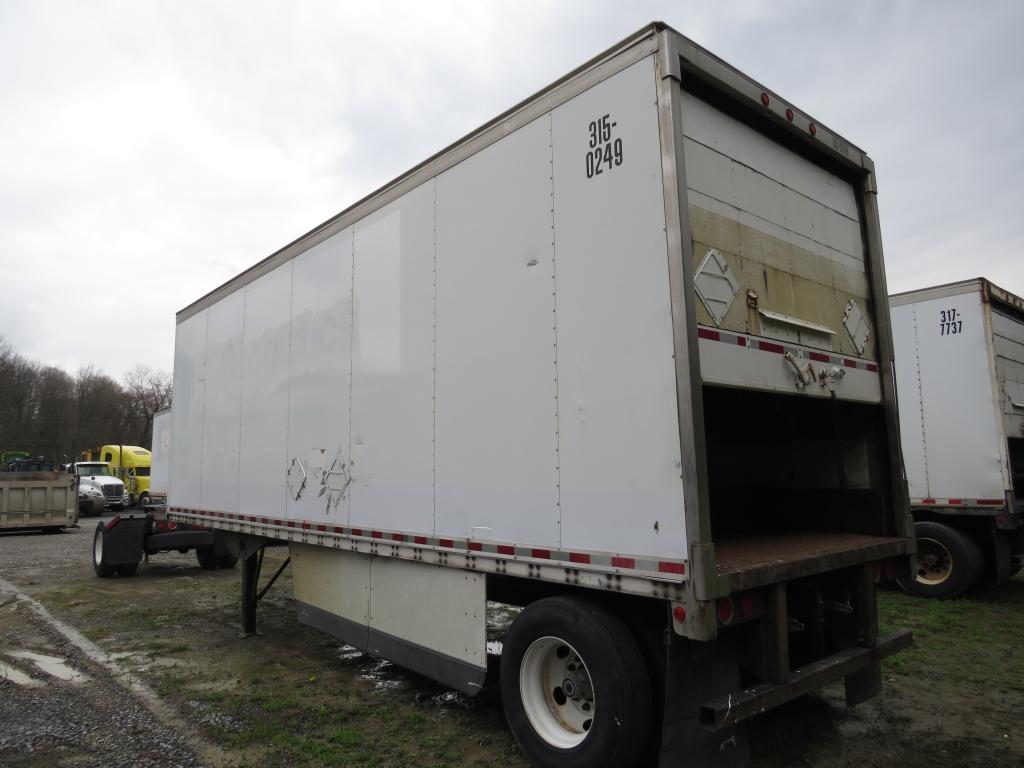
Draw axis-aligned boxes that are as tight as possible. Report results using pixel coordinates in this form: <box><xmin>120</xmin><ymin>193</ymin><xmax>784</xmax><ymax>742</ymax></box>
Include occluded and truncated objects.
<box><xmin>102</xmin><ymin>518</ymin><xmax>146</xmax><ymax>566</ymax></box>
<box><xmin>659</xmin><ymin>638</ymin><xmax>749</xmax><ymax>768</ymax></box>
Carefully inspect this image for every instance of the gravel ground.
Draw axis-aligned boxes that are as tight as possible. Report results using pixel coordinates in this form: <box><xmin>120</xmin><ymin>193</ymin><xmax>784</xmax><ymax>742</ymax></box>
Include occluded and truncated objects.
<box><xmin>0</xmin><ymin>518</ymin><xmax>207</xmax><ymax>768</ymax></box>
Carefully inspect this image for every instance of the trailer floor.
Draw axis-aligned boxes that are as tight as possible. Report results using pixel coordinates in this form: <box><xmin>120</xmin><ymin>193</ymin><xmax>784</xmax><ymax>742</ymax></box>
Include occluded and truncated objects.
<box><xmin>715</xmin><ymin>532</ymin><xmax>909</xmax><ymax>589</ymax></box>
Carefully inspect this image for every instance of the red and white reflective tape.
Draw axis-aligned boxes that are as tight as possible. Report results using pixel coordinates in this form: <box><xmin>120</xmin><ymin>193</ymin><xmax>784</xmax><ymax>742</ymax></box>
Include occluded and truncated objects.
<box><xmin>911</xmin><ymin>497</ymin><xmax>1006</xmax><ymax>510</ymax></box>
<box><xmin>696</xmin><ymin>326</ymin><xmax>879</xmax><ymax>373</ymax></box>
<box><xmin>167</xmin><ymin>507</ymin><xmax>687</xmax><ymax>578</ymax></box>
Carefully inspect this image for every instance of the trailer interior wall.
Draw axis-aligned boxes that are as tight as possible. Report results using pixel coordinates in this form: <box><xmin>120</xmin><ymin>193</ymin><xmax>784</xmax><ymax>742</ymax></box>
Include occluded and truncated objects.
<box><xmin>170</xmin><ymin>54</ymin><xmax>689</xmax><ymax>566</ymax></box>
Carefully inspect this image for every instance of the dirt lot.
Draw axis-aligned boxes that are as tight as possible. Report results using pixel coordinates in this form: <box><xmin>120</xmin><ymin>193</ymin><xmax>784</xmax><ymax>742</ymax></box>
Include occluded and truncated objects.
<box><xmin>1</xmin><ymin>519</ymin><xmax>1021</xmax><ymax>768</ymax></box>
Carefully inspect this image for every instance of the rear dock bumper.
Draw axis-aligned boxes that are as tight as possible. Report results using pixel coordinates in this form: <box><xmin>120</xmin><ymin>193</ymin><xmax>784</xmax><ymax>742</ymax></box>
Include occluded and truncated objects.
<box><xmin>699</xmin><ymin>628</ymin><xmax>913</xmax><ymax>730</ymax></box>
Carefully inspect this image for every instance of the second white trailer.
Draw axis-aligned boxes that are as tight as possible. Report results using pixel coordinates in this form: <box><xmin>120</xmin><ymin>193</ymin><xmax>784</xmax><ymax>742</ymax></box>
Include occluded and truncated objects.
<box><xmin>891</xmin><ymin>278</ymin><xmax>1024</xmax><ymax>597</ymax></box>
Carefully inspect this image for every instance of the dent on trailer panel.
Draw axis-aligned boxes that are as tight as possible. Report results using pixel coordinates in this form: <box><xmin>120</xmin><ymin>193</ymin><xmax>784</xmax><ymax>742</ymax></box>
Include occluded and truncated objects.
<box><xmin>286</xmin><ymin>229</ymin><xmax>354</xmax><ymax>525</ymax></box>
<box><xmin>434</xmin><ymin>115</ymin><xmax>559</xmax><ymax>548</ymax></box>
<box><xmin>200</xmin><ymin>289</ymin><xmax>245</xmax><ymax>514</ymax></box>
<box><xmin>550</xmin><ymin>55</ymin><xmax>687</xmax><ymax>558</ymax></box>
<box><xmin>238</xmin><ymin>264</ymin><xmax>293</xmax><ymax>520</ymax></box>
<box><xmin>349</xmin><ymin>183</ymin><xmax>435</xmax><ymax>536</ymax></box>
<box><xmin>170</xmin><ymin>310</ymin><xmax>208</xmax><ymax>510</ymax></box>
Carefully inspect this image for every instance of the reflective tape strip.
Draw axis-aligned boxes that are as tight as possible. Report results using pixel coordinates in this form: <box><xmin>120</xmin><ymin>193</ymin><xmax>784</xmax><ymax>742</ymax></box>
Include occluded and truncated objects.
<box><xmin>165</xmin><ymin>506</ymin><xmax>687</xmax><ymax>578</ymax></box>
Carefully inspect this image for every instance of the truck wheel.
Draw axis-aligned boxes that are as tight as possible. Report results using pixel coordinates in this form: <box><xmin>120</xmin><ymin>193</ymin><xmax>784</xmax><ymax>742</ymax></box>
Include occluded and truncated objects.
<box><xmin>117</xmin><ymin>562</ymin><xmax>140</xmax><ymax>577</ymax></box>
<box><xmin>138</xmin><ymin>493</ymin><xmax>150</xmax><ymax>508</ymax></box>
<box><xmin>900</xmin><ymin>521</ymin><xmax>983</xmax><ymax>599</ymax></box>
<box><xmin>500</xmin><ymin>596</ymin><xmax>652</xmax><ymax>768</ymax></box>
<box><xmin>196</xmin><ymin>546</ymin><xmax>221</xmax><ymax>570</ymax></box>
<box><xmin>93</xmin><ymin>523</ymin><xmax>116</xmax><ymax>578</ymax></box>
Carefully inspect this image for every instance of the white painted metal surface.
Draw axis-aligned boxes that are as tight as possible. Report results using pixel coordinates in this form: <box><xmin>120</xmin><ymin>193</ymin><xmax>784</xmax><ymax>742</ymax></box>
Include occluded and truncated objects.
<box><xmin>434</xmin><ymin>113</ymin><xmax>560</xmax><ymax>547</ymax></box>
<box><xmin>286</xmin><ymin>230</ymin><xmax>354</xmax><ymax>524</ymax></box>
<box><xmin>200</xmin><ymin>289</ymin><xmax>244</xmax><ymax>513</ymax></box>
<box><xmin>550</xmin><ymin>56</ymin><xmax>686</xmax><ymax>558</ymax></box>
<box><xmin>350</xmin><ymin>184</ymin><xmax>435</xmax><ymax>536</ymax></box>
<box><xmin>891</xmin><ymin>286</ymin><xmax>1009</xmax><ymax>501</ymax></box>
<box><xmin>238</xmin><ymin>266</ymin><xmax>293</xmax><ymax>520</ymax></box>
<box><xmin>149</xmin><ymin>409</ymin><xmax>172</xmax><ymax>498</ymax></box>
<box><xmin>170</xmin><ymin>311</ymin><xmax>207</xmax><ymax>509</ymax></box>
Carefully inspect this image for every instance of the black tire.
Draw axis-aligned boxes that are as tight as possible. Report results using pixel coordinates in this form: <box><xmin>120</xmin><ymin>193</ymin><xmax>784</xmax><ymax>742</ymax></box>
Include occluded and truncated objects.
<box><xmin>92</xmin><ymin>523</ymin><xmax>116</xmax><ymax>578</ymax></box>
<box><xmin>138</xmin><ymin>493</ymin><xmax>150</xmax><ymax>509</ymax></box>
<box><xmin>900</xmin><ymin>521</ymin><xmax>983</xmax><ymax>599</ymax></box>
<box><xmin>219</xmin><ymin>554</ymin><xmax>238</xmax><ymax>569</ymax></box>
<box><xmin>500</xmin><ymin>596</ymin><xmax>652</xmax><ymax>768</ymax></box>
<box><xmin>196</xmin><ymin>546</ymin><xmax>221</xmax><ymax>570</ymax></box>
<box><xmin>117</xmin><ymin>562</ymin><xmax>140</xmax><ymax>577</ymax></box>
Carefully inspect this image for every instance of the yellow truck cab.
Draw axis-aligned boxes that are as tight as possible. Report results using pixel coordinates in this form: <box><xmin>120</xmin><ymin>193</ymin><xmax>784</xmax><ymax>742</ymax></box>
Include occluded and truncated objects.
<box><xmin>98</xmin><ymin>445</ymin><xmax>152</xmax><ymax>507</ymax></box>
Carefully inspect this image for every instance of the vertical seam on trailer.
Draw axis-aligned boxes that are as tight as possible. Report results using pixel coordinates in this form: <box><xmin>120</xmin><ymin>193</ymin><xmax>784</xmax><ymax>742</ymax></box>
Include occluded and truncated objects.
<box><xmin>236</xmin><ymin>289</ymin><xmax>247</xmax><ymax>515</ymax></box>
<box><xmin>913</xmin><ymin>307</ymin><xmax>929</xmax><ymax>495</ymax></box>
<box><xmin>198</xmin><ymin>309</ymin><xmax>210</xmax><ymax>508</ymax></box>
<box><xmin>549</xmin><ymin>111</ymin><xmax>562</xmax><ymax>547</ymax></box>
<box><xmin>348</xmin><ymin>229</ymin><xmax>356</xmax><ymax>526</ymax></box>
<box><xmin>283</xmin><ymin>261</ymin><xmax>294</xmax><ymax>519</ymax></box>
<box><xmin>432</xmin><ymin>176</ymin><xmax>438</xmax><ymax>537</ymax></box>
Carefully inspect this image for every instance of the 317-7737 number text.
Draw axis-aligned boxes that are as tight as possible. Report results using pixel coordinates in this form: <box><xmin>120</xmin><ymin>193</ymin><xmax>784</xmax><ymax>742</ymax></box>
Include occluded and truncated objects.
<box><xmin>939</xmin><ymin>308</ymin><xmax>962</xmax><ymax>336</ymax></box>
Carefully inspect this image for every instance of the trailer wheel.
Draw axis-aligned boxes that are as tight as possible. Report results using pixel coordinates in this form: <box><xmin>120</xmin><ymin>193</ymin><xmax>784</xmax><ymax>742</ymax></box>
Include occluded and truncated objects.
<box><xmin>900</xmin><ymin>521</ymin><xmax>983</xmax><ymax>599</ymax></box>
<box><xmin>92</xmin><ymin>523</ymin><xmax>116</xmax><ymax>578</ymax></box>
<box><xmin>196</xmin><ymin>546</ymin><xmax>221</xmax><ymax>570</ymax></box>
<box><xmin>500</xmin><ymin>596</ymin><xmax>651</xmax><ymax>768</ymax></box>
<box><xmin>117</xmin><ymin>562</ymin><xmax>140</xmax><ymax>577</ymax></box>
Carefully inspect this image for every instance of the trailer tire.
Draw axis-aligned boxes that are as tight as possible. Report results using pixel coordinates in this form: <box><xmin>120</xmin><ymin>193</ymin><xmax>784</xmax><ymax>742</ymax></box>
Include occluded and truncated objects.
<box><xmin>117</xmin><ymin>562</ymin><xmax>140</xmax><ymax>577</ymax></box>
<box><xmin>901</xmin><ymin>521</ymin><xmax>983</xmax><ymax>599</ymax></box>
<box><xmin>196</xmin><ymin>546</ymin><xmax>222</xmax><ymax>570</ymax></box>
<box><xmin>92</xmin><ymin>523</ymin><xmax>116</xmax><ymax>578</ymax></box>
<box><xmin>500</xmin><ymin>596</ymin><xmax>652</xmax><ymax>768</ymax></box>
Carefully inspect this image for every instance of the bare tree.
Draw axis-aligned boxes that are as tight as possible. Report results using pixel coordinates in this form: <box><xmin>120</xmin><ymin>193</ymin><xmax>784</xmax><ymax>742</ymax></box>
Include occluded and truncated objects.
<box><xmin>122</xmin><ymin>365</ymin><xmax>173</xmax><ymax>448</ymax></box>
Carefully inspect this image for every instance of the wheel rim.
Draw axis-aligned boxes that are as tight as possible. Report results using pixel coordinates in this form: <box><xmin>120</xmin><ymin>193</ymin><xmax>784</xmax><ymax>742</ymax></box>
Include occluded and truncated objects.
<box><xmin>93</xmin><ymin>529</ymin><xmax>104</xmax><ymax>567</ymax></box>
<box><xmin>915</xmin><ymin>537</ymin><xmax>953</xmax><ymax>585</ymax></box>
<box><xmin>519</xmin><ymin>636</ymin><xmax>595</xmax><ymax>749</ymax></box>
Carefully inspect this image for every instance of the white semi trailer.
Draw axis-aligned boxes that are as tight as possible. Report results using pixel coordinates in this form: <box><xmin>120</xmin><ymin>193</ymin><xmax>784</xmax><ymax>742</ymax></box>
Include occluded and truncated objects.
<box><xmin>155</xmin><ymin>23</ymin><xmax>914</xmax><ymax>767</ymax></box>
<box><xmin>891</xmin><ymin>279</ymin><xmax>1024</xmax><ymax>598</ymax></box>
<box><xmin>147</xmin><ymin>407</ymin><xmax>172</xmax><ymax>507</ymax></box>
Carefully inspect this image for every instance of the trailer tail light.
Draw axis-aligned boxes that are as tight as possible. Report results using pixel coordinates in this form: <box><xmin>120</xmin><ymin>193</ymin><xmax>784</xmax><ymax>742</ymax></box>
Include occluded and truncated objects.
<box><xmin>673</xmin><ymin>605</ymin><xmax>686</xmax><ymax>623</ymax></box>
<box><xmin>168</xmin><ymin>521</ymin><xmax>178</xmax><ymax>531</ymax></box>
<box><xmin>717</xmin><ymin>597</ymin><xmax>735</xmax><ymax>626</ymax></box>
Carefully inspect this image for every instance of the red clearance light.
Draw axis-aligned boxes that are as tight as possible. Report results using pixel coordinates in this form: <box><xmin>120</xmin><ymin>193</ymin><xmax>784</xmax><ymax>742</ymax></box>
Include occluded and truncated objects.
<box><xmin>718</xmin><ymin>597</ymin><xmax>735</xmax><ymax>625</ymax></box>
<box><xmin>785</xmin><ymin>108</ymin><xmax>794</xmax><ymax>122</ymax></box>
<box><xmin>760</xmin><ymin>92</ymin><xmax>770</xmax><ymax>107</ymax></box>
<box><xmin>168</xmin><ymin>521</ymin><xmax>178</xmax><ymax>531</ymax></box>
<box><xmin>673</xmin><ymin>605</ymin><xmax>686</xmax><ymax>622</ymax></box>
<box><xmin>809</xmin><ymin>123</ymin><xmax>817</xmax><ymax>136</ymax></box>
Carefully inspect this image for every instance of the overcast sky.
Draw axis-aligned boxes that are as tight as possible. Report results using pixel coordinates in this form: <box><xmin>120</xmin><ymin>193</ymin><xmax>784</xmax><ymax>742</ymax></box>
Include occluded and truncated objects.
<box><xmin>1</xmin><ymin>0</ymin><xmax>1021</xmax><ymax>380</ymax></box>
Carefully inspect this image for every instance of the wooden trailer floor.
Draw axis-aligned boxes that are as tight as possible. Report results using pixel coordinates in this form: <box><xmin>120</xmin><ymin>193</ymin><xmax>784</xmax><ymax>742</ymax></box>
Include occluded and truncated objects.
<box><xmin>714</xmin><ymin>532</ymin><xmax>909</xmax><ymax>591</ymax></box>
